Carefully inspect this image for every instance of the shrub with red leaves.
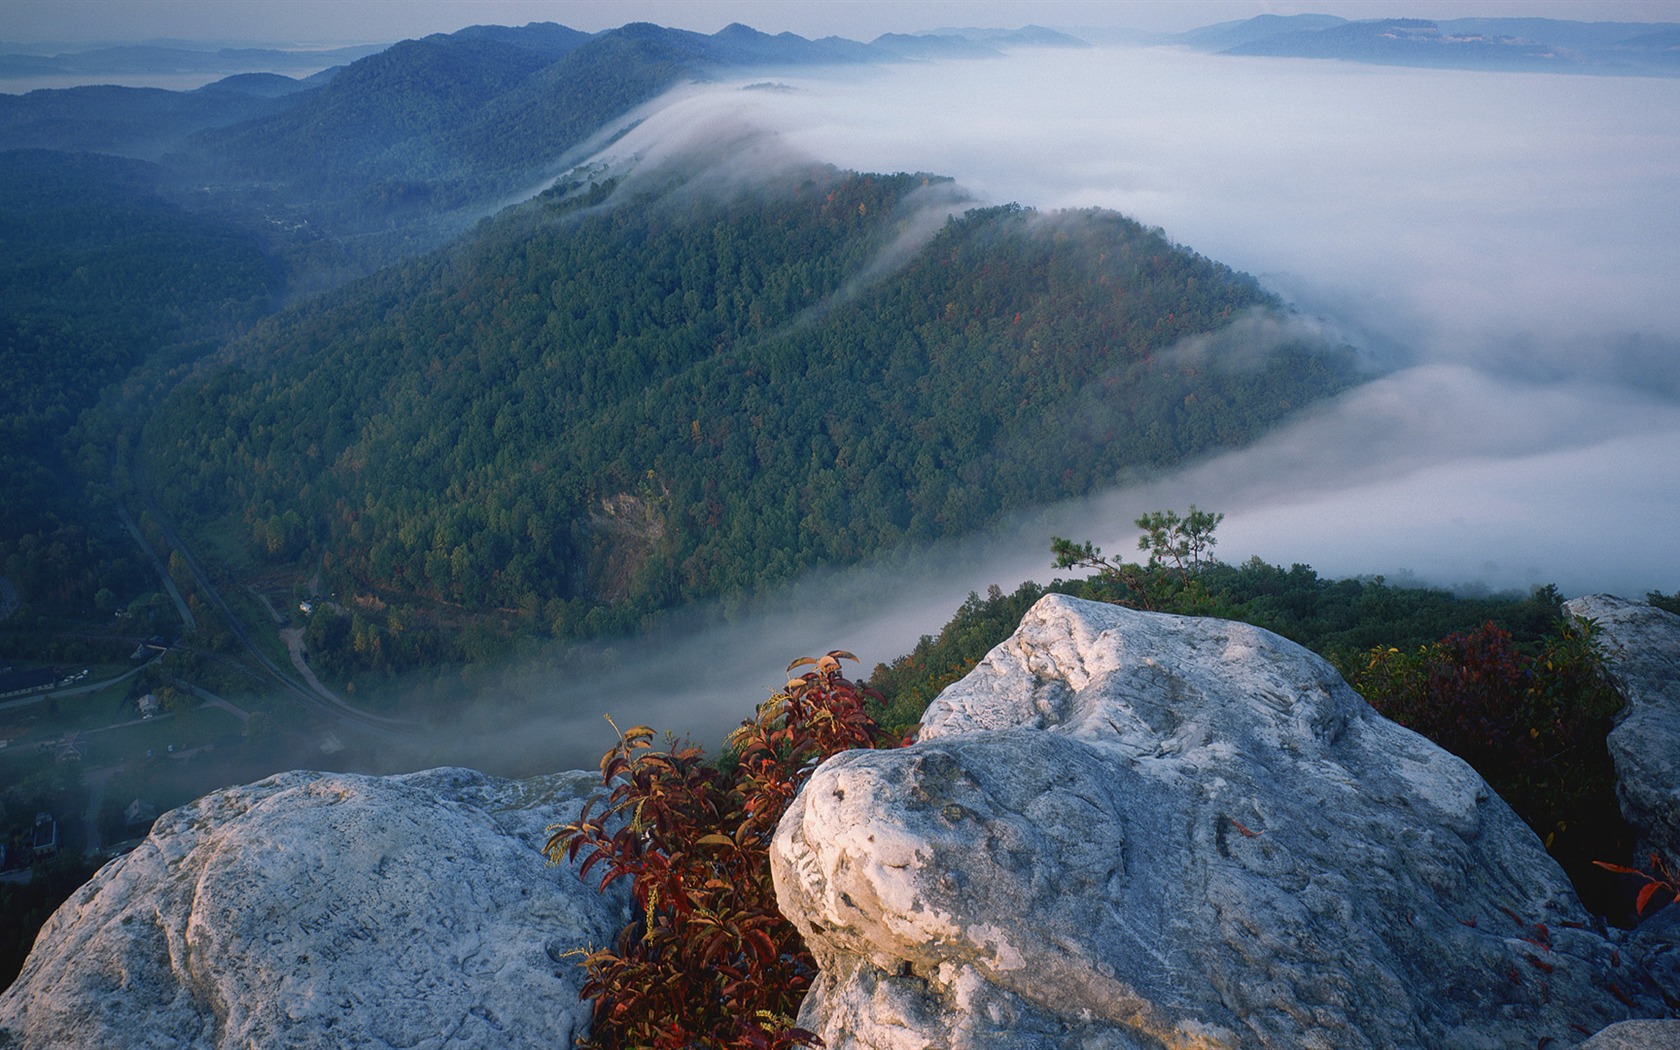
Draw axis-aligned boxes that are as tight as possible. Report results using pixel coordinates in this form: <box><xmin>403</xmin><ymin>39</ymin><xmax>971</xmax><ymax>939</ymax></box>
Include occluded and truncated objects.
<box><xmin>1355</xmin><ymin>619</ymin><xmax>1632</xmax><ymax>918</ymax></box>
<box><xmin>546</xmin><ymin>652</ymin><xmax>898</xmax><ymax>1050</ymax></box>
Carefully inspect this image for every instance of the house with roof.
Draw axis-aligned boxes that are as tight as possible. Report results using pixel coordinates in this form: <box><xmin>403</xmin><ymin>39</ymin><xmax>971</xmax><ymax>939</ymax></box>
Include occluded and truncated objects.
<box><xmin>31</xmin><ymin>814</ymin><xmax>58</xmax><ymax>858</ymax></box>
<box><xmin>0</xmin><ymin>667</ymin><xmax>56</xmax><ymax>700</ymax></box>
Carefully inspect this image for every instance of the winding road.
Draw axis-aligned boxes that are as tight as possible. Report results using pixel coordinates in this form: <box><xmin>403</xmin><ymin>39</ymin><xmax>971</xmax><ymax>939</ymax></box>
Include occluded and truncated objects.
<box><xmin>124</xmin><ymin>462</ymin><xmax>415</xmax><ymax>738</ymax></box>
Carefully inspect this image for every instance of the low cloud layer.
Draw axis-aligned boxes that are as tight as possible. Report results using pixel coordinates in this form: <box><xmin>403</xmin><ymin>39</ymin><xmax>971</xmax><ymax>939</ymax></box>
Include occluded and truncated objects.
<box><xmin>423</xmin><ymin>45</ymin><xmax>1680</xmax><ymax>773</ymax></box>
<box><xmin>663</xmin><ymin>45</ymin><xmax>1680</xmax><ymax>588</ymax></box>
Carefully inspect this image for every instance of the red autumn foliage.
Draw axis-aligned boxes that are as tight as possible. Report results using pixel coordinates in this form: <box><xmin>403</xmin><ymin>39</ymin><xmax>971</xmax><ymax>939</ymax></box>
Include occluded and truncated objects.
<box><xmin>1593</xmin><ymin>853</ymin><xmax>1680</xmax><ymax>919</ymax></box>
<box><xmin>546</xmin><ymin>652</ymin><xmax>899</xmax><ymax>1049</ymax></box>
<box><xmin>1354</xmin><ymin>621</ymin><xmax>1624</xmax><ymax>876</ymax></box>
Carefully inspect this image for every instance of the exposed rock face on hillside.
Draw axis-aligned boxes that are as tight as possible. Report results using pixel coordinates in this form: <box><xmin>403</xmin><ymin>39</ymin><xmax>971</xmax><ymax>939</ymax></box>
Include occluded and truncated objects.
<box><xmin>0</xmin><ymin>767</ymin><xmax>625</xmax><ymax>1050</ymax></box>
<box><xmin>771</xmin><ymin>594</ymin><xmax>1673</xmax><ymax>1048</ymax></box>
<box><xmin>1563</xmin><ymin>594</ymin><xmax>1680</xmax><ymax>870</ymax></box>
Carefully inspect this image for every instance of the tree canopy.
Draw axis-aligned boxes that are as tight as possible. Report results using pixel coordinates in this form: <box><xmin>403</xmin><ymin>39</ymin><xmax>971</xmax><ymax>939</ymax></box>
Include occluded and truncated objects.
<box><xmin>144</xmin><ymin>167</ymin><xmax>1360</xmax><ymax>656</ymax></box>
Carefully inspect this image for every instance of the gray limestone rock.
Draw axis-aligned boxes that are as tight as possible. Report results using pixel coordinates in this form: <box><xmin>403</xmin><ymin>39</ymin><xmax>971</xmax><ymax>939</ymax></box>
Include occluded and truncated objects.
<box><xmin>1578</xmin><ymin>1019</ymin><xmax>1680</xmax><ymax>1049</ymax></box>
<box><xmin>0</xmin><ymin>766</ymin><xmax>625</xmax><ymax>1050</ymax></box>
<box><xmin>1563</xmin><ymin>594</ymin><xmax>1680</xmax><ymax>870</ymax></box>
<box><xmin>772</xmin><ymin>594</ymin><xmax>1671</xmax><ymax>1049</ymax></box>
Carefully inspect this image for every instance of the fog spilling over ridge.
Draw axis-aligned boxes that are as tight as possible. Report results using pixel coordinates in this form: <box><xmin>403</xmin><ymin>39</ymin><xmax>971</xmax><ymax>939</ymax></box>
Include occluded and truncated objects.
<box><xmin>594</xmin><ymin>45</ymin><xmax>1680</xmax><ymax>582</ymax></box>
<box><xmin>422</xmin><ymin>42</ymin><xmax>1680</xmax><ymax>772</ymax></box>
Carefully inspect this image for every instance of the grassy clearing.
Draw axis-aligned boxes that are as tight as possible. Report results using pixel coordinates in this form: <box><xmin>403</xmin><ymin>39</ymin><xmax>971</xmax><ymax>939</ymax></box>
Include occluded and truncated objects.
<box><xmin>87</xmin><ymin>705</ymin><xmax>244</xmax><ymax>763</ymax></box>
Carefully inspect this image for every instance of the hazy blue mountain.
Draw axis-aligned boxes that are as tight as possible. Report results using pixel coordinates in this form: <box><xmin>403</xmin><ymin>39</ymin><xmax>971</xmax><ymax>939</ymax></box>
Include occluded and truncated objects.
<box><xmin>3</xmin><ymin>20</ymin><xmax>1011</xmax><ymax>277</ymax></box>
<box><xmin>447</xmin><ymin>21</ymin><xmax>591</xmax><ymax>58</ymax></box>
<box><xmin>1</xmin><ymin>15</ymin><xmax>1090</xmax><ymax>236</ymax></box>
<box><xmin>1439</xmin><ymin>17</ymin><xmax>1677</xmax><ymax>48</ymax></box>
<box><xmin>1174</xmin><ymin>14</ymin><xmax>1348</xmax><ymax>53</ymax></box>
<box><xmin>171</xmin><ymin>18</ymin><xmax>1030</xmax><ymax>267</ymax></box>
<box><xmin>908</xmin><ymin>25</ymin><xmax>1090</xmax><ymax>49</ymax></box>
<box><xmin>1189</xmin><ymin>15</ymin><xmax>1680</xmax><ymax>76</ymax></box>
<box><xmin>191</xmin><ymin>34</ymin><xmax>559</xmax><ymax>187</ymax></box>
<box><xmin>0</xmin><ymin>41</ymin><xmax>383</xmax><ymax>79</ymax></box>
<box><xmin>868</xmin><ymin>33</ymin><xmax>1003</xmax><ymax>59</ymax></box>
<box><xmin>1225</xmin><ymin>19</ymin><xmax>1565</xmax><ymax>68</ymax></box>
<box><xmin>0</xmin><ymin>82</ymin><xmax>295</xmax><ymax>158</ymax></box>
<box><xmin>195</xmin><ymin>71</ymin><xmax>315</xmax><ymax>97</ymax></box>
<box><xmin>703</xmin><ymin>22</ymin><xmax>878</xmax><ymax>64</ymax></box>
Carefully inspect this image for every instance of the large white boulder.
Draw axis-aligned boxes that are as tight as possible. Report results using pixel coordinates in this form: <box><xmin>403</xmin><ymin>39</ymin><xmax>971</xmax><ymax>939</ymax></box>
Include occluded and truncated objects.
<box><xmin>0</xmin><ymin>766</ymin><xmax>625</xmax><ymax>1050</ymax></box>
<box><xmin>772</xmin><ymin>594</ymin><xmax>1671</xmax><ymax>1048</ymax></box>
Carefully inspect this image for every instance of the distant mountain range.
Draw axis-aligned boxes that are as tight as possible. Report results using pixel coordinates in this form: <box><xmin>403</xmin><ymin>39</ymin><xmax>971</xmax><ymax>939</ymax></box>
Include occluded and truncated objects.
<box><xmin>0</xmin><ymin>21</ymin><xmax>1089</xmax><ymax>271</ymax></box>
<box><xmin>6</xmin><ymin>15</ymin><xmax>1673</xmax><ymax>99</ymax></box>
<box><xmin>0</xmin><ymin>41</ymin><xmax>387</xmax><ymax>80</ymax></box>
<box><xmin>1173</xmin><ymin>14</ymin><xmax>1680</xmax><ymax>76</ymax></box>
<box><xmin>0</xmin><ymin>22</ymin><xmax>1086</xmax><ymax>87</ymax></box>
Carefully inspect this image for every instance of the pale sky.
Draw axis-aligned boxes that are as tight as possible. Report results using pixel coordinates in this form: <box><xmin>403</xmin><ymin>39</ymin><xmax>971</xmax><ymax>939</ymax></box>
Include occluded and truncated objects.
<box><xmin>4</xmin><ymin>0</ymin><xmax>1678</xmax><ymax>48</ymax></box>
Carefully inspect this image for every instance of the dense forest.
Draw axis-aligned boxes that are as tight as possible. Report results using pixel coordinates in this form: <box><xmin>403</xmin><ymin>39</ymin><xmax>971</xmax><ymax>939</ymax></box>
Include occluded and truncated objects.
<box><xmin>143</xmin><ymin>165</ymin><xmax>1360</xmax><ymax>661</ymax></box>
<box><xmin>0</xmin><ymin>149</ymin><xmax>281</xmax><ymax>616</ymax></box>
<box><xmin>0</xmin><ymin>21</ymin><xmax>1131</xmax><ymax>634</ymax></box>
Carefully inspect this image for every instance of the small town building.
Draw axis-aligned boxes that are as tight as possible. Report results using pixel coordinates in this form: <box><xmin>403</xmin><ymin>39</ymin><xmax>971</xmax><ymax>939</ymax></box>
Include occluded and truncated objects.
<box><xmin>0</xmin><ymin>667</ymin><xmax>57</xmax><ymax>700</ymax></box>
<box><xmin>31</xmin><ymin>814</ymin><xmax>59</xmax><ymax>858</ymax></box>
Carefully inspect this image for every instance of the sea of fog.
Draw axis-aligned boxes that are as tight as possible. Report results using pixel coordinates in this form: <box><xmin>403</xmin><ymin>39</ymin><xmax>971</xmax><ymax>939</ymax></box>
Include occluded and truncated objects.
<box><xmin>414</xmin><ymin>46</ymin><xmax>1680</xmax><ymax>773</ymax></box>
<box><xmin>574</xmin><ymin>46</ymin><xmax>1680</xmax><ymax>586</ymax></box>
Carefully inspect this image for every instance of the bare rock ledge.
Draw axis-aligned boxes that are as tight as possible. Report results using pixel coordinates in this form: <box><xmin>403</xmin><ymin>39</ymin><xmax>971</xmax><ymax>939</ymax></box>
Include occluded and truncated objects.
<box><xmin>0</xmin><ymin>767</ymin><xmax>626</xmax><ymax>1050</ymax></box>
<box><xmin>771</xmin><ymin>594</ymin><xmax>1677</xmax><ymax>1048</ymax></box>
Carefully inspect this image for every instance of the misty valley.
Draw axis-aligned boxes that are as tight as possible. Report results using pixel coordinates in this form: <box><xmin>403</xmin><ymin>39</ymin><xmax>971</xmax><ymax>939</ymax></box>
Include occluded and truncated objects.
<box><xmin>2</xmin><ymin>13</ymin><xmax>1678</xmax><ymax>1032</ymax></box>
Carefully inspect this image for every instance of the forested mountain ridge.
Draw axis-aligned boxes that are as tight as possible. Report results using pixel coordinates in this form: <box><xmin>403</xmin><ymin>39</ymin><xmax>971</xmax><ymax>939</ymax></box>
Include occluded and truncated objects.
<box><xmin>145</xmin><ymin>164</ymin><xmax>1361</xmax><ymax>655</ymax></box>
<box><xmin>4</xmin><ymin>20</ymin><xmax>936</xmax><ymax>275</ymax></box>
<box><xmin>3</xmin><ymin>16</ymin><xmax>1360</xmax><ymax>673</ymax></box>
<box><xmin>0</xmin><ymin>20</ymin><xmax>988</xmax><ymax>626</ymax></box>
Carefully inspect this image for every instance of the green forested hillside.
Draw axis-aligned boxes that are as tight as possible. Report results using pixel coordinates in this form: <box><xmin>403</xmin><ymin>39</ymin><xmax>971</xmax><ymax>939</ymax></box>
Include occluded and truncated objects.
<box><xmin>0</xmin><ymin>150</ymin><xmax>279</xmax><ymax>610</ymax></box>
<box><xmin>2</xmin><ymin>22</ymin><xmax>888</xmax><ymax>287</ymax></box>
<box><xmin>193</xmin><ymin>35</ymin><xmax>561</xmax><ymax>199</ymax></box>
<box><xmin>0</xmin><ymin>21</ymin><xmax>944</xmax><ymax>629</ymax></box>
<box><xmin>0</xmin><ymin>84</ymin><xmax>293</xmax><ymax>159</ymax></box>
<box><xmin>183</xmin><ymin>22</ymin><xmax>877</xmax><ymax>260</ymax></box>
<box><xmin>145</xmin><ymin>166</ymin><xmax>1360</xmax><ymax>648</ymax></box>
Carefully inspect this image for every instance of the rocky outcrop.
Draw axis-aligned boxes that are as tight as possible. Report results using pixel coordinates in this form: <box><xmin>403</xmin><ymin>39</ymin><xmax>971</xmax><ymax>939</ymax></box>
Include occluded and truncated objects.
<box><xmin>772</xmin><ymin>594</ymin><xmax>1672</xmax><ymax>1048</ymax></box>
<box><xmin>0</xmin><ymin>767</ymin><xmax>626</xmax><ymax>1050</ymax></box>
<box><xmin>7</xmin><ymin>594</ymin><xmax>1675</xmax><ymax>1049</ymax></box>
<box><xmin>1563</xmin><ymin>594</ymin><xmax>1680</xmax><ymax>870</ymax></box>
<box><xmin>1578</xmin><ymin>1019</ymin><xmax>1680</xmax><ymax>1049</ymax></box>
